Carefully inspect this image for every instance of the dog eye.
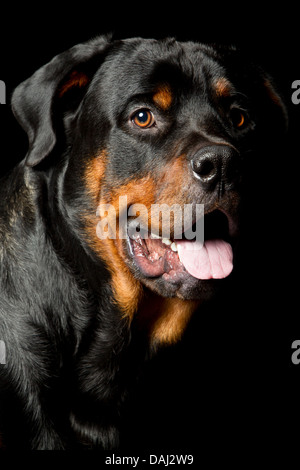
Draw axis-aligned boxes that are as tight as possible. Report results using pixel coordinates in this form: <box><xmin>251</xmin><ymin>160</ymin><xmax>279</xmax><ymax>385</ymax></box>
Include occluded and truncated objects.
<box><xmin>230</xmin><ymin>108</ymin><xmax>247</xmax><ymax>129</ymax></box>
<box><xmin>132</xmin><ymin>109</ymin><xmax>155</xmax><ymax>128</ymax></box>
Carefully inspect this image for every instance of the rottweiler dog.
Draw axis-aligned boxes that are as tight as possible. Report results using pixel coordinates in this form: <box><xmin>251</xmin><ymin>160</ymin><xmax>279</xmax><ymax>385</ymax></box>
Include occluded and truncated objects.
<box><xmin>0</xmin><ymin>36</ymin><xmax>287</xmax><ymax>449</ymax></box>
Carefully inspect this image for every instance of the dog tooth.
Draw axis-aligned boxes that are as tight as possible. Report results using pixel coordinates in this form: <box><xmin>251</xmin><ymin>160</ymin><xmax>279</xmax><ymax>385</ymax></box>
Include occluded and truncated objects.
<box><xmin>151</xmin><ymin>233</ymin><xmax>161</xmax><ymax>239</ymax></box>
<box><xmin>170</xmin><ymin>242</ymin><xmax>178</xmax><ymax>252</ymax></box>
<box><xmin>162</xmin><ymin>238</ymin><xmax>172</xmax><ymax>245</ymax></box>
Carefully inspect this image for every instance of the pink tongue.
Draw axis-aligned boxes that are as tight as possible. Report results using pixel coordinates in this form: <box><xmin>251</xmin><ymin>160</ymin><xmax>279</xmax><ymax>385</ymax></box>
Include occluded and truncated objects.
<box><xmin>177</xmin><ymin>239</ymin><xmax>233</xmax><ymax>280</ymax></box>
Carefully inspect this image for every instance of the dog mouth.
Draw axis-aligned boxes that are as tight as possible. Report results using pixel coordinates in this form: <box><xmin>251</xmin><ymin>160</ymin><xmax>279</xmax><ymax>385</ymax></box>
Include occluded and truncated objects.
<box><xmin>127</xmin><ymin>209</ymin><xmax>236</xmax><ymax>283</ymax></box>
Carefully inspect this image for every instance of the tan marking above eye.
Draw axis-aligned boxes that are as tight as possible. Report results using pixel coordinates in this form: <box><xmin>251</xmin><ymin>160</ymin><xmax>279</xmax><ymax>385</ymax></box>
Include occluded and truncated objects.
<box><xmin>152</xmin><ymin>84</ymin><xmax>173</xmax><ymax>110</ymax></box>
<box><xmin>214</xmin><ymin>77</ymin><xmax>232</xmax><ymax>98</ymax></box>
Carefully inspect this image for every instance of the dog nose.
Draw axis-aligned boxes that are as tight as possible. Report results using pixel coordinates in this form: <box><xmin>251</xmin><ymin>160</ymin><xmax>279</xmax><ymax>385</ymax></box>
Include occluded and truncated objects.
<box><xmin>191</xmin><ymin>145</ymin><xmax>240</xmax><ymax>190</ymax></box>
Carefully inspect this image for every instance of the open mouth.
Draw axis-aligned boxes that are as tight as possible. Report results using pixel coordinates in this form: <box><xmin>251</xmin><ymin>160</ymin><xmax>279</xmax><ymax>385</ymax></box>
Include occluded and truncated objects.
<box><xmin>127</xmin><ymin>210</ymin><xmax>235</xmax><ymax>282</ymax></box>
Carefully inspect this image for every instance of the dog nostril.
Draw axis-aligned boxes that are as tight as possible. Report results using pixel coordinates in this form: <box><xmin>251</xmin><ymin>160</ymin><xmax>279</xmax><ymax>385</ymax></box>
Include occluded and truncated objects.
<box><xmin>192</xmin><ymin>153</ymin><xmax>218</xmax><ymax>183</ymax></box>
<box><xmin>197</xmin><ymin>159</ymin><xmax>215</xmax><ymax>178</ymax></box>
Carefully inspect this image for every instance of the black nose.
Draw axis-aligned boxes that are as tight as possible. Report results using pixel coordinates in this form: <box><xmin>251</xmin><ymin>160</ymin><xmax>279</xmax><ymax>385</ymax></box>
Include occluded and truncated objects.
<box><xmin>191</xmin><ymin>145</ymin><xmax>240</xmax><ymax>190</ymax></box>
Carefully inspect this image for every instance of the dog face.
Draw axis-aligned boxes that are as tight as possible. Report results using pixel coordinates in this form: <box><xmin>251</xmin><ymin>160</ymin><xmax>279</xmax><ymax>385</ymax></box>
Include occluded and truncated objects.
<box><xmin>12</xmin><ymin>37</ymin><xmax>287</xmax><ymax>319</ymax></box>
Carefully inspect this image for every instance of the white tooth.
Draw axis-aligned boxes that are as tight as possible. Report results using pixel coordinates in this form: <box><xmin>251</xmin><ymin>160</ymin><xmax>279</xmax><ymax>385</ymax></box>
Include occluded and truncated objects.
<box><xmin>170</xmin><ymin>242</ymin><xmax>178</xmax><ymax>252</ymax></box>
<box><xmin>162</xmin><ymin>238</ymin><xmax>172</xmax><ymax>245</ymax></box>
<box><xmin>151</xmin><ymin>232</ymin><xmax>161</xmax><ymax>239</ymax></box>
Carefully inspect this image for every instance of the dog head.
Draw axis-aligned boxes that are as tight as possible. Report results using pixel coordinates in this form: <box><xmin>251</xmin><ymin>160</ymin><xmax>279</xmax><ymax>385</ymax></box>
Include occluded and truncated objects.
<box><xmin>12</xmin><ymin>36</ymin><xmax>287</xmax><ymax>341</ymax></box>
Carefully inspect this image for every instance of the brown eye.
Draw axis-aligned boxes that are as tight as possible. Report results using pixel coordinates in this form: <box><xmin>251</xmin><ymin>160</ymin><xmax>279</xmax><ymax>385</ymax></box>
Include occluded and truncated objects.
<box><xmin>132</xmin><ymin>109</ymin><xmax>155</xmax><ymax>128</ymax></box>
<box><xmin>230</xmin><ymin>108</ymin><xmax>247</xmax><ymax>129</ymax></box>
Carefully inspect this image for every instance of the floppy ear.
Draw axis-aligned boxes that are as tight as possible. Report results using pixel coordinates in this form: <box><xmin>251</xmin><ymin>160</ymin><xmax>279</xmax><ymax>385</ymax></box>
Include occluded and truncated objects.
<box><xmin>11</xmin><ymin>36</ymin><xmax>111</xmax><ymax>167</ymax></box>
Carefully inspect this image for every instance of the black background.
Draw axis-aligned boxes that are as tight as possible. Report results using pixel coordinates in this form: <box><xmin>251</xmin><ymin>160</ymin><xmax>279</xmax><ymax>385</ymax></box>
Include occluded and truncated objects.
<box><xmin>0</xmin><ymin>4</ymin><xmax>299</xmax><ymax>465</ymax></box>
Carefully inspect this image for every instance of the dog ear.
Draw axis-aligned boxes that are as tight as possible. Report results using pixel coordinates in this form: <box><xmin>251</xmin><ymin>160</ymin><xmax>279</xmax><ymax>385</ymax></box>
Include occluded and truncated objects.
<box><xmin>12</xmin><ymin>36</ymin><xmax>111</xmax><ymax>167</ymax></box>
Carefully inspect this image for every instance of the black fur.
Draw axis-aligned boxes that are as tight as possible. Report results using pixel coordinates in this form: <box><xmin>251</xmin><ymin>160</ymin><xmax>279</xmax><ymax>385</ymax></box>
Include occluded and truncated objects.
<box><xmin>0</xmin><ymin>36</ymin><xmax>287</xmax><ymax>449</ymax></box>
